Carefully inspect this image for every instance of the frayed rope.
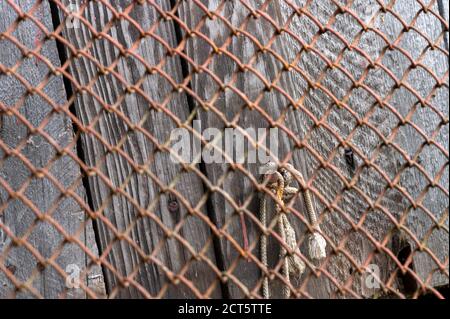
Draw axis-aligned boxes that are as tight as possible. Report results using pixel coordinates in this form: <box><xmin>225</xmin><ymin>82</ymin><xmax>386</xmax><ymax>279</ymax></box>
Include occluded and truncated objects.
<box><xmin>259</xmin><ymin>162</ymin><xmax>327</xmax><ymax>299</ymax></box>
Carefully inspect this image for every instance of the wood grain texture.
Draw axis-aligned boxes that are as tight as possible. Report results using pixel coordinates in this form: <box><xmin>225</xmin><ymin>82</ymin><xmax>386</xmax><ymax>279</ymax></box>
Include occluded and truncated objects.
<box><xmin>178</xmin><ymin>0</ymin><xmax>448</xmax><ymax>298</ymax></box>
<box><xmin>293</xmin><ymin>0</ymin><xmax>449</xmax><ymax>295</ymax></box>
<box><xmin>278</xmin><ymin>0</ymin><xmax>449</xmax><ymax>297</ymax></box>
<box><xmin>438</xmin><ymin>0</ymin><xmax>449</xmax><ymax>48</ymax></box>
<box><xmin>0</xmin><ymin>0</ymin><xmax>104</xmax><ymax>298</ymax></box>
<box><xmin>58</xmin><ymin>0</ymin><xmax>221</xmax><ymax>298</ymax></box>
<box><xmin>178</xmin><ymin>0</ymin><xmax>319</xmax><ymax>298</ymax></box>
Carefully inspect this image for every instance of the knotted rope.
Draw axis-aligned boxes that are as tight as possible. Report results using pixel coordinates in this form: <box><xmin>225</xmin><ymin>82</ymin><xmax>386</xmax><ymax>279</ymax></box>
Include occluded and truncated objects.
<box><xmin>259</xmin><ymin>162</ymin><xmax>327</xmax><ymax>299</ymax></box>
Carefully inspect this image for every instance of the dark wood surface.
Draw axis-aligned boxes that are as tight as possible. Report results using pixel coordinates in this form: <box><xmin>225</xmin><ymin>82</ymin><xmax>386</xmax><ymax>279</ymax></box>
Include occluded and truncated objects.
<box><xmin>0</xmin><ymin>0</ymin><xmax>447</xmax><ymax>299</ymax></box>
<box><xmin>0</xmin><ymin>0</ymin><xmax>104</xmax><ymax>298</ymax></box>
<box><xmin>57</xmin><ymin>0</ymin><xmax>221</xmax><ymax>298</ymax></box>
<box><xmin>178</xmin><ymin>0</ymin><xmax>449</xmax><ymax>298</ymax></box>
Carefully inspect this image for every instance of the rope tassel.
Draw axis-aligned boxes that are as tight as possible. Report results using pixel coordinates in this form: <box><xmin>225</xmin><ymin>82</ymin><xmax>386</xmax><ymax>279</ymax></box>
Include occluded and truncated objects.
<box><xmin>308</xmin><ymin>232</ymin><xmax>327</xmax><ymax>260</ymax></box>
<box><xmin>259</xmin><ymin>162</ymin><xmax>327</xmax><ymax>299</ymax></box>
<box><xmin>284</xmin><ymin>163</ymin><xmax>327</xmax><ymax>261</ymax></box>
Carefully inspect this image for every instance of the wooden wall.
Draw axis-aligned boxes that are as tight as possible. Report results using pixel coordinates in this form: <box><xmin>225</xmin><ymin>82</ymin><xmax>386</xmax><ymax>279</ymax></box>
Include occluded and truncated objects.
<box><xmin>0</xmin><ymin>0</ymin><xmax>448</xmax><ymax>298</ymax></box>
<box><xmin>0</xmin><ymin>0</ymin><xmax>104</xmax><ymax>298</ymax></box>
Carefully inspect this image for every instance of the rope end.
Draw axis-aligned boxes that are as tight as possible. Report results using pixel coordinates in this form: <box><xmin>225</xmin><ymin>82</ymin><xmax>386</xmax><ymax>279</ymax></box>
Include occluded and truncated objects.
<box><xmin>308</xmin><ymin>232</ymin><xmax>327</xmax><ymax>260</ymax></box>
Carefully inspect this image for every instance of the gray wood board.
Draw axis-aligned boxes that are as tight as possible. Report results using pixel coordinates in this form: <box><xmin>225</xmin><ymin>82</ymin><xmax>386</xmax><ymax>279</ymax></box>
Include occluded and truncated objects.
<box><xmin>178</xmin><ymin>0</ymin><xmax>448</xmax><ymax>298</ymax></box>
<box><xmin>57</xmin><ymin>0</ymin><xmax>221</xmax><ymax>298</ymax></box>
<box><xmin>438</xmin><ymin>0</ymin><xmax>448</xmax><ymax>48</ymax></box>
<box><xmin>0</xmin><ymin>0</ymin><xmax>104</xmax><ymax>298</ymax></box>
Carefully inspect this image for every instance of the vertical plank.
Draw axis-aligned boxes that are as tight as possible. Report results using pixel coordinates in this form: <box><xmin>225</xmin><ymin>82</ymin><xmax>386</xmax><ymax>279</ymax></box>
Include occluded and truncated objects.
<box><xmin>178</xmin><ymin>0</ymin><xmax>318</xmax><ymax>298</ymax></box>
<box><xmin>178</xmin><ymin>0</ymin><xmax>448</xmax><ymax>298</ymax></box>
<box><xmin>384</xmin><ymin>0</ymin><xmax>448</xmax><ymax>290</ymax></box>
<box><xmin>438</xmin><ymin>0</ymin><xmax>448</xmax><ymax>47</ymax></box>
<box><xmin>279</xmin><ymin>0</ymin><xmax>449</xmax><ymax>296</ymax></box>
<box><xmin>57</xmin><ymin>0</ymin><xmax>221</xmax><ymax>298</ymax></box>
<box><xmin>0</xmin><ymin>0</ymin><xmax>104</xmax><ymax>298</ymax></box>
<box><xmin>277</xmin><ymin>0</ymin><xmax>449</xmax><ymax>297</ymax></box>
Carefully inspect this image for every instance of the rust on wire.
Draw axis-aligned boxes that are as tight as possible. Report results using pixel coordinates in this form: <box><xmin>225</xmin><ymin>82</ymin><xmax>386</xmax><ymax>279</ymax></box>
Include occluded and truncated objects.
<box><xmin>0</xmin><ymin>0</ymin><xmax>448</xmax><ymax>299</ymax></box>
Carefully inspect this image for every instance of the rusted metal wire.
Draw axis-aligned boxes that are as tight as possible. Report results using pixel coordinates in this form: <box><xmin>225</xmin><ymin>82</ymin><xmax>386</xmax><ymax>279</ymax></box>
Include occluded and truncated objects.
<box><xmin>0</xmin><ymin>0</ymin><xmax>448</xmax><ymax>299</ymax></box>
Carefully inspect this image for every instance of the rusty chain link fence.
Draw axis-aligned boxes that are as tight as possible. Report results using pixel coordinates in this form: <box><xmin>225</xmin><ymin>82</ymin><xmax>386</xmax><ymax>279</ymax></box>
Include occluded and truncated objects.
<box><xmin>0</xmin><ymin>0</ymin><xmax>448</xmax><ymax>299</ymax></box>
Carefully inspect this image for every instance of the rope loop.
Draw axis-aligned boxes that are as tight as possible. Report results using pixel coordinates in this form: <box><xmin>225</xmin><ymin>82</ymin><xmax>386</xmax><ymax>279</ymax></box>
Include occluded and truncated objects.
<box><xmin>259</xmin><ymin>162</ymin><xmax>327</xmax><ymax>298</ymax></box>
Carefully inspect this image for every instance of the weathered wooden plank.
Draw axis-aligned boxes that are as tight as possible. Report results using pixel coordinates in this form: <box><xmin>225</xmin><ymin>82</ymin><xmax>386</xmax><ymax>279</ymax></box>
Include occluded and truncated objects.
<box><xmin>57</xmin><ymin>0</ymin><xmax>221</xmax><ymax>298</ymax></box>
<box><xmin>438</xmin><ymin>0</ymin><xmax>448</xmax><ymax>48</ymax></box>
<box><xmin>178</xmin><ymin>0</ymin><xmax>448</xmax><ymax>298</ymax></box>
<box><xmin>384</xmin><ymin>0</ymin><xmax>449</xmax><ymax>291</ymax></box>
<box><xmin>178</xmin><ymin>0</ymin><xmax>320</xmax><ymax>298</ymax></box>
<box><xmin>279</xmin><ymin>0</ymin><xmax>449</xmax><ymax>297</ymax></box>
<box><xmin>0</xmin><ymin>0</ymin><xmax>104</xmax><ymax>298</ymax></box>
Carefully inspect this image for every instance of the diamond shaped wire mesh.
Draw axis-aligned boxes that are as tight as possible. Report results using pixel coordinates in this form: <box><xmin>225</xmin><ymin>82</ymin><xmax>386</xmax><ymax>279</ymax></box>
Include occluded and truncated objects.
<box><xmin>0</xmin><ymin>0</ymin><xmax>448</xmax><ymax>298</ymax></box>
